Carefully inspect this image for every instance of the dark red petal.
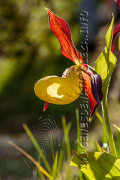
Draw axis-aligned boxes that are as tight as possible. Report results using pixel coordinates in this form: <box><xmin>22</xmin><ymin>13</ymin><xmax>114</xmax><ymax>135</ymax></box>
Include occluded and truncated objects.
<box><xmin>117</xmin><ymin>0</ymin><xmax>120</xmax><ymax>8</ymax></box>
<box><xmin>43</xmin><ymin>102</ymin><xmax>50</xmax><ymax>111</ymax></box>
<box><xmin>114</xmin><ymin>0</ymin><xmax>120</xmax><ymax>9</ymax></box>
<box><xmin>91</xmin><ymin>73</ymin><xmax>103</xmax><ymax>103</ymax></box>
<box><xmin>111</xmin><ymin>24</ymin><xmax>120</xmax><ymax>52</ymax></box>
<box><xmin>46</xmin><ymin>8</ymin><xmax>83</xmax><ymax>64</ymax></box>
<box><xmin>82</xmin><ymin>64</ymin><xmax>102</xmax><ymax>117</ymax></box>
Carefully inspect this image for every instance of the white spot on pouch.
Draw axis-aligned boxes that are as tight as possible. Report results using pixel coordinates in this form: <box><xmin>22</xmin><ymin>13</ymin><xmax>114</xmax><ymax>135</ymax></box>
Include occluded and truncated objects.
<box><xmin>47</xmin><ymin>83</ymin><xmax>64</xmax><ymax>98</ymax></box>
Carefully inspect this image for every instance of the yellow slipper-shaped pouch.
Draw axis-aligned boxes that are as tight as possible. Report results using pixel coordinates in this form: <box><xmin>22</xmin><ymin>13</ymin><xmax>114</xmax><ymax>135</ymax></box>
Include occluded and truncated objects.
<box><xmin>34</xmin><ymin>65</ymin><xmax>83</xmax><ymax>105</ymax></box>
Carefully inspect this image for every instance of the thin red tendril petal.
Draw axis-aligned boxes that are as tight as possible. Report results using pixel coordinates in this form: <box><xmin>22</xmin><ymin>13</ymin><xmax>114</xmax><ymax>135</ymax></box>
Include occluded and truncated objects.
<box><xmin>46</xmin><ymin>8</ymin><xmax>83</xmax><ymax>64</ymax></box>
<box><xmin>111</xmin><ymin>24</ymin><xmax>120</xmax><ymax>52</ymax></box>
<box><xmin>43</xmin><ymin>102</ymin><xmax>50</xmax><ymax>111</ymax></box>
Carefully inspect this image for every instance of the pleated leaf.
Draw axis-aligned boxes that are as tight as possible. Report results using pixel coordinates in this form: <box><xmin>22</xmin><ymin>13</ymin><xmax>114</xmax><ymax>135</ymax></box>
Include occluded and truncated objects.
<box><xmin>71</xmin><ymin>152</ymin><xmax>120</xmax><ymax>180</ymax></box>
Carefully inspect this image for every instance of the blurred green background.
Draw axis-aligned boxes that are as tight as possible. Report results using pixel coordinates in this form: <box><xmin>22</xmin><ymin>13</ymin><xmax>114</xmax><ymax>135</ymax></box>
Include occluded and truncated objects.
<box><xmin>0</xmin><ymin>0</ymin><xmax>82</xmax><ymax>134</ymax></box>
<box><xmin>0</xmin><ymin>0</ymin><xmax>84</xmax><ymax>178</ymax></box>
<box><xmin>0</xmin><ymin>0</ymin><xmax>120</xmax><ymax>179</ymax></box>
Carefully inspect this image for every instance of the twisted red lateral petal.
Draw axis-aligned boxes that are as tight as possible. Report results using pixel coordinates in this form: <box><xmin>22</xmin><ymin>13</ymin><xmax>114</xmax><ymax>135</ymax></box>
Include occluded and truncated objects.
<box><xmin>82</xmin><ymin>64</ymin><xmax>102</xmax><ymax>117</ymax></box>
<box><xmin>46</xmin><ymin>8</ymin><xmax>83</xmax><ymax>64</ymax></box>
<box><xmin>43</xmin><ymin>102</ymin><xmax>50</xmax><ymax>111</ymax></box>
<box><xmin>111</xmin><ymin>24</ymin><xmax>120</xmax><ymax>52</ymax></box>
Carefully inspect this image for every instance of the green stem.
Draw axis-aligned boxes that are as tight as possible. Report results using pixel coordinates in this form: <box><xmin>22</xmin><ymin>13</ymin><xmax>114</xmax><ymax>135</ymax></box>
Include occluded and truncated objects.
<box><xmin>102</xmin><ymin>98</ymin><xmax>117</xmax><ymax>157</ymax></box>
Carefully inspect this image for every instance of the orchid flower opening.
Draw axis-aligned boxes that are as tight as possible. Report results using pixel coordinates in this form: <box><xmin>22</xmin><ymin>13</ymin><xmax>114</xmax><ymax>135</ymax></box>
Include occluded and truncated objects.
<box><xmin>34</xmin><ymin>8</ymin><xmax>103</xmax><ymax>118</ymax></box>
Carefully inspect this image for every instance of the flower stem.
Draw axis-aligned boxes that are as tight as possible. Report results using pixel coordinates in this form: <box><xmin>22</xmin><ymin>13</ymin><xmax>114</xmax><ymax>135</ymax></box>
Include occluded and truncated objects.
<box><xmin>102</xmin><ymin>97</ymin><xmax>117</xmax><ymax>157</ymax></box>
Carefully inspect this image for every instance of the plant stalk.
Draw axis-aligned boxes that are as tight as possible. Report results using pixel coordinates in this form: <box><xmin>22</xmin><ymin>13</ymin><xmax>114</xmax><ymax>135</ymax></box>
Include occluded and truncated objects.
<box><xmin>102</xmin><ymin>97</ymin><xmax>117</xmax><ymax>157</ymax></box>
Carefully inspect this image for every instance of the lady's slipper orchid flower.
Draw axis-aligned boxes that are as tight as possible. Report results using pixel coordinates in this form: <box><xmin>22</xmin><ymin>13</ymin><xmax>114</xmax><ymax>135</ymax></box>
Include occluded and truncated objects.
<box><xmin>34</xmin><ymin>8</ymin><xmax>102</xmax><ymax>117</ymax></box>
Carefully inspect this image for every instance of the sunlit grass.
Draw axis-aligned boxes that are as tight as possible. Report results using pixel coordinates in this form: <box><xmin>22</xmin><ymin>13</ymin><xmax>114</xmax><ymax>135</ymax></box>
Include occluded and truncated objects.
<box><xmin>17</xmin><ymin>110</ymin><xmax>82</xmax><ymax>179</ymax></box>
<box><xmin>8</xmin><ymin>107</ymin><xmax>120</xmax><ymax>179</ymax></box>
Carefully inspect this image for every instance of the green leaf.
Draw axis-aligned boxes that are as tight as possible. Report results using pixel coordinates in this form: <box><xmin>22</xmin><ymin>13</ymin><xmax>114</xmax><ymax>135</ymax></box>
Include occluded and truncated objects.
<box><xmin>113</xmin><ymin>124</ymin><xmax>120</xmax><ymax>133</ymax></box>
<box><xmin>95</xmin><ymin>15</ymin><xmax>117</xmax><ymax>98</ymax></box>
<box><xmin>95</xmin><ymin>112</ymin><xmax>107</xmax><ymax>143</ymax></box>
<box><xmin>95</xmin><ymin>47</ymin><xmax>117</xmax><ymax>97</ymax></box>
<box><xmin>23</xmin><ymin>124</ymin><xmax>52</xmax><ymax>174</ymax></box>
<box><xmin>71</xmin><ymin>152</ymin><xmax>120</xmax><ymax>180</ymax></box>
<box><xmin>52</xmin><ymin>153</ymin><xmax>58</xmax><ymax>180</ymax></box>
<box><xmin>106</xmin><ymin>15</ymin><xmax>114</xmax><ymax>51</ymax></box>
